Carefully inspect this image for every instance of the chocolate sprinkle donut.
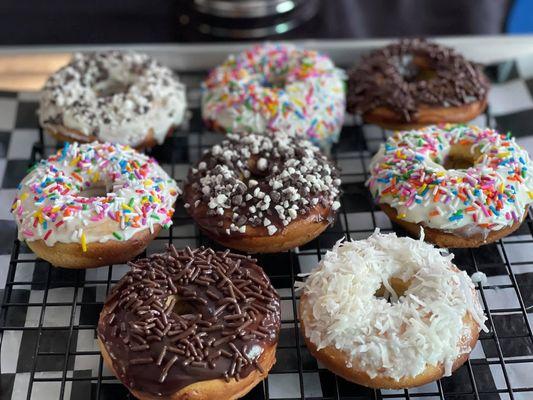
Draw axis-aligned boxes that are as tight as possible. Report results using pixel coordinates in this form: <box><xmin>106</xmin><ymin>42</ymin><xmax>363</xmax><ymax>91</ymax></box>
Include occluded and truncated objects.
<box><xmin>347</xmin><ymin>38</ymin><xmax>489</xmax><ymax>122</ymax></box>
<box><xmin>183</xmin><ymin>132</ymin><xmax>341</xmax><ymax>237</ymax></box>
<box><xmin>97</xmin><ymin>245</ymin><xmax>280</xmax><ymax>396</ymax></box>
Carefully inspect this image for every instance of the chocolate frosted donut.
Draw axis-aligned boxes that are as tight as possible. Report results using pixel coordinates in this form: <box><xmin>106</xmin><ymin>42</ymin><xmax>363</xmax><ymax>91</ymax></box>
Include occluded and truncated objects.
<box><xmin>347</xmin><ymin>39</ymin><xmax>489</xmax><ymax>130</ymax></box>
<box><xmin>97</xmin><ymin>245</ymin><xmax>280</xmax><ymax>399</ymax></box>
<box><xmin>183</xmin><ymin>132</ymin><xmax>341</xmax><ymax>253</ymax></box>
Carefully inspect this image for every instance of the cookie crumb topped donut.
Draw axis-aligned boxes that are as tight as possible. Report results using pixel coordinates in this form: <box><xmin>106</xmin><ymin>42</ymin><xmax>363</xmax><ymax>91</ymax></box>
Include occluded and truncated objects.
<box><xmin>368</xmin><ymin>125</ymin><xmax>533</xmax><ymax>248</ymax></box>
<box><xmin>299</xmin><ymin>230</ymin><xmax>487</xmax><ymax>389</ymax></box>
<box><xmin>347</xmin><ymin>39</ymin><xmax>488</xmax><ymax>130</ymax></box>
<box><xmin>98</xmin><ymin>245</ymin><xmax>280</xmax><ymax>399</ymax></box>
<box><xmin>202</xmin><ymin>43</ymin><xmax>346</xmax><ymax>149</ymax></box>
<box><xmin>11</xmin><ymin>142</ymin><xmax>179</xmax><ymax>268</ymax></box>
<box><xmin>39</xmin><ymin>51</ymin><xmax>187</xmax><ymax>148</ymax></box>
<box><xmin>183</xmin><ymin>132</ymin><xmax>341</xmax><ymax>253</ymax></box>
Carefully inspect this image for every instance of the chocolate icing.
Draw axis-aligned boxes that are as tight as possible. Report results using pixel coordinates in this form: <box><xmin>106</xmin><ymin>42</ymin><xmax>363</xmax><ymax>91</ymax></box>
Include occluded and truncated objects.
<box><xmin>347</xmin><ymin>38</ymin><xmax>489</xmax><ymax>122</ymax></box>
<box><xmin>97</xmin><ymin>246</ymin><xmax>280</xmax><ymax>396</ymax></box>
<box><xmin>183</xmin><ymin>132</ymin><xmax>341</xmax><ymax>238</ymax></box>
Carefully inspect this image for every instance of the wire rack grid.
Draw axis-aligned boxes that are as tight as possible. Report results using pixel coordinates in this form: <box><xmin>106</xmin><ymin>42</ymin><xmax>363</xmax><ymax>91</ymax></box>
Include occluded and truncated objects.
<box><xmin>1</xmin><ymin>63</ymin><xmax>533</xmax><ymax>400</ymax></box>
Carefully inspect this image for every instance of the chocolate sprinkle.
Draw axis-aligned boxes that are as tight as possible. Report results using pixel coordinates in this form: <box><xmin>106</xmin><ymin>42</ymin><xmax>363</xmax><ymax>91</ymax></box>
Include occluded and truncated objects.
<box><xmin>347</xmin><ymin>38</ymin><xmax>489</xmax><ymax>122</ymax></box>
<box><xmin>97</xmin><ymin>245</ymin><xmax>280</xmax><ymax>396</ymax></box>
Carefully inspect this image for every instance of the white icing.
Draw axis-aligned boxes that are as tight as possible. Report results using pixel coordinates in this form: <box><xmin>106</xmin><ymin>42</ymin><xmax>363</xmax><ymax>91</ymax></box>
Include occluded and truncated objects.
<box><xmin>201</xmin><ymin>43</ymin><xmax>345</xmax><ymax>148</ymax></box>
<box><xmin>12</xmin><ymin>142</ymin><xmax>179</xmax><ymax>246</ymax></box>
<box><xmin>39</xmin><ymin>51</ymin><xmax>186</xmax><ymax>147</ymax></box>
<box><xmin>300</xmin><ymin>230</ymin><xmax>487</xmax><ymax>381</ymax></box>
<box><xmin>367</xmin><ymin>125</ymin><xmax>533</xmax><ymax>234</ymax></box>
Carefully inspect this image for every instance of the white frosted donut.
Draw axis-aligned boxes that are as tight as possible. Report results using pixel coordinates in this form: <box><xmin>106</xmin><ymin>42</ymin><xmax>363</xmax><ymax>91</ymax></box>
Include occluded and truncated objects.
<box><xmin>11</xmin><ymin>142</ymin><xmax>180</xmax><ymax>268</ymax></box>
<box><xmin>201</xmin><ymin>43</ymin><xmax>345</xmax><ymax>149</ymax></box>
<box><xmin>367</xmin><ymin>125</ymin><xmax>533</xmax><ymax>247</ymax></box>
<box><xmin>299</xmin><ymin>230</ymin><xmax>487</xmax><ymax>388</ymax></box>
<box><xmin>39</xmin><ymin>51</ymin><xmax>186</xmax><ymax>147</ymax></box>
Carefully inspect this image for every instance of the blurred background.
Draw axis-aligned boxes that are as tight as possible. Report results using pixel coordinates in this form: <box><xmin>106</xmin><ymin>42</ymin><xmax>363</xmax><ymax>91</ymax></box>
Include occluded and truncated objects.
<box><xmin>0</xmin><ymin>0</ymin><xmax>531</xmax><ymax>44</ymax></box>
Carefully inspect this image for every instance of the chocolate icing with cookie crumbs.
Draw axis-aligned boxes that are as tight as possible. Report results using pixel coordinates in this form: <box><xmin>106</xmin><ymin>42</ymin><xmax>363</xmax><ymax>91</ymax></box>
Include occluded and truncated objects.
<box><xmin>97</xmin><ymin>245</ymin><xmax>280</xmax><ymax>396</ymax></box>
<box><xmin>183</xmin><ymin>132</ymin><xmax>341</xmax><ymax>237</ymax></box>
<box><xmin>347</xmin><ymin>38</ymin><xmax>488</xmax><ymax>122</ymax></box>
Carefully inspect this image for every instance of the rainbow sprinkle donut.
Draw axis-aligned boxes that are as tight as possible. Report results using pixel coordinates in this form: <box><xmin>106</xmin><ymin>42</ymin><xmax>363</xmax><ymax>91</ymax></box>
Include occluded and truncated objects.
<box><xmin>201</xmin><ymin>43</ymin><xmax>346</xmax><ymax>149</ymax></box>
<box><xmin>11</xmin><ymin>142</ymin><xmax>179</xmax><ymax>268</ymax></box>
<box><xmin>368</xmin><ymin>125</ymin><xmax>533</xmax><ymax>248</ymax></box>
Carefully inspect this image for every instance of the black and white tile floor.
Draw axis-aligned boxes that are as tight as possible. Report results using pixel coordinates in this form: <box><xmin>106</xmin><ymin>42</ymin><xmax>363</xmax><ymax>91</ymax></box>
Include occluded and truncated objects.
<box><xmin>1</xmin><ymin>56</ymin><xmax>533</xmax><ymax>399</ymax></box>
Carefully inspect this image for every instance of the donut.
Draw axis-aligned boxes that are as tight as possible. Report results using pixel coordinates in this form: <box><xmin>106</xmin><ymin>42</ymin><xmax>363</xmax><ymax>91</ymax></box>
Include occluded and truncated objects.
<box><xmin>39</xmin><ymin>51</ymin><xmax>187</xmax><ymax>148</ymax></box>
<box><xmin>298</xmin><ymin>230</ymin><xmax>487</xmax><ymax>389</ymax></box>
<box><xmin>183</xmin><ymin>132</ymin><xmax>341</xmax><ymax>253</ymax></box>
<box><xmin>201</xmin><ymin>43</ymin><xmax>345</xmax><ymax>149</ymax></box>
<box><xmin>367</xmin><ymin>125</ymin><xmax>533</xmax><ymax>248</ymax></box>
<box><xmin>98</xmin><ymin>245</ymin><xmax>280</xmax><ymax>400</ymax></box>
<box><xmin>11</xmin><ymin>142</ymin><xmax>179</xmax><ymax>269</ymax></box>
<box><xmin>347</xmin><ymin>39</ymin><xmax>488</xmax><ymax>130</ymax></box>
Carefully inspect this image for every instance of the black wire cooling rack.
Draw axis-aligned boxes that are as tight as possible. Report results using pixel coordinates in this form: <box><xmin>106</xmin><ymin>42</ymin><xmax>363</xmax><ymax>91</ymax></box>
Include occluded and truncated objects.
<box><xmin>1</xmin><ymin>64</ymin><xmax>533</xmax><ymax>400</ymax></box>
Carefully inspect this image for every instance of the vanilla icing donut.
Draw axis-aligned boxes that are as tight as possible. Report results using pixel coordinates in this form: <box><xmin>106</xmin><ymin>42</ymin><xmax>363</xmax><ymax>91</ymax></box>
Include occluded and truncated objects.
<box><xmin>11</xmin><ymin>142</ymin><xmax>180</xmax><ymax>268</ymax></box>
<box><xmin>202</xmin><ymin>43</ymin><xmax>345</xmax><ymax>149</ymax></box>
<box><xmin>39</xmin><ymin>51</ymin><xmax>186</xmax><ymax>148</ymax></box>
<box><xmin>299</xmin><ymin>230</ymin><xmax>487</xmax><ymax>389</ymax></box>
<box><xmin>368</xmin><ymin>125</ymin><xmax>533</xmax><ymax>248</ymax></box>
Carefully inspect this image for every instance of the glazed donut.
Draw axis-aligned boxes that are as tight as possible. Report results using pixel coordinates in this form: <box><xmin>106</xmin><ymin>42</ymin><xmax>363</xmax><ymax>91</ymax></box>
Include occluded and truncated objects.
<box><xmin>347</xmin><ymin>39</ymin><xmax>488</xmax><ymax>130</ymax></box>
<box><xmin>183</xmin><ymin>132</ymin><xmax>341</xmax><ymax>253</ymax></box>
<box><xmin>11</xmin><ymin>142</ymin><xmax>179</xmax><ymax>268</ymax></box>
<box><xmin>299</xmin><ymin>230</ymin><xmax>487</xmax><ymax>389</ymax></box>
<box><xmin>98</xmin><ymin>245</ymin><xmax>280</xmax><ymax>400</ymax></box>
<box><xmin>367</xmin><ymin>125</ymin><xmax>533</xmax><ymax>248</ymax></box>
<box><xmin>39</xmin><ymin>51</ymin><xmax>186</xmax><ymax>148</ymax></box>
<box><xmin>202</xmin><ymin>43</ymin><xmax>345</xmax><ymax>149</ymax></box>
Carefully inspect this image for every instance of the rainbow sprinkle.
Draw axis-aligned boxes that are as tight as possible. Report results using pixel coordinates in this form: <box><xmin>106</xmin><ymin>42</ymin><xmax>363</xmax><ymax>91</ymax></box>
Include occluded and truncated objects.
<box><xmin>201</xmin><ymin>43</ymin><xmax>346</xmax><ymax>149</ymax></box>
<box><xmin>11</xmin><ymin>142</ymin><xmax>180</xmax><ymax>251</ymax></box>
<box><xmin>368</xmin><ymin>124</ymin><xmax>533</xmax><ymax>232</ymax></box>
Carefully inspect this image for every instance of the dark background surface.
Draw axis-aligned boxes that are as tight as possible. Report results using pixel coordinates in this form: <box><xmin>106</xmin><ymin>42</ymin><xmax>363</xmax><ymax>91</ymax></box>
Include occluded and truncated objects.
<box><xmin>0</xmin><ymin>0</ymin><xmax>516</xmax><ymax>44</ymax></box>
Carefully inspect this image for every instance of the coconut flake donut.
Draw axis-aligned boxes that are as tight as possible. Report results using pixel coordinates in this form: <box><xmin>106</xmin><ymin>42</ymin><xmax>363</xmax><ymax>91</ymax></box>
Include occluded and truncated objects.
<box><xmin>347</xmin><ymin>39</ymin><xmax>488</xmax><ymax>130</ymax></box>
<box><xmin>183</xmin><ymin>132</ymin><xmax>341</xmax><ymax>253</ymax></box>
<box><xmin>98</xmin><ymin>245</ymin><xmax>280</xmax><ymax>400</ymax></box>
<box><xmin>368</xmin><ymin>125</ymin><xmax>533</xmax><ymax>248</ymax></box>
<box><xmin>39</xmin><ymin>51</ymin><xmax>186</xmax><ymax>148</ymax></box>
<box><xmin>299</xmin><ymin>230</ymin><xmax>487</xmax><ymax>389</ymax></box>
<box><xmin>202</xmin><ymin>43</ymin><xmax>345</xmax><ymax>149</ymax></box>
<box><xmin>11</xmin><ymin>142</ymin><xmax>179</xmax><ymax>269</ymax></box>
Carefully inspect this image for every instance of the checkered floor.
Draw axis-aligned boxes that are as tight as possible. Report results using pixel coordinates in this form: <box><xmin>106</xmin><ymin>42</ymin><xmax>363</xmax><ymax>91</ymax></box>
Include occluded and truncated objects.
<box><xmin>1</xmin><ymin>54</ymin><xmax>533</xmax><ymax>400</ymax></box>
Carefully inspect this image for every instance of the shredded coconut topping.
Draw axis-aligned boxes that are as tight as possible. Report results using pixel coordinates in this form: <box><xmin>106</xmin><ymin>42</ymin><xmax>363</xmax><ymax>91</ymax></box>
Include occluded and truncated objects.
<box><xmin>471</xmin><ymin>271</ymin><xmax>488</xmax><ymax>285</ymax></box>
<box><xmin>300</xmin><ymin>230</ymin><xmax>487</xmax><ymax>381</ymax></box>
<box><xmin>184</xmin><ymin>132</ymin><xmax>341</xmax><ymax>235</ymax></box>
<box><xmin>39</xmin><ymin>51</ymin><xmax>186</xmax><ymax>147</ymax></box>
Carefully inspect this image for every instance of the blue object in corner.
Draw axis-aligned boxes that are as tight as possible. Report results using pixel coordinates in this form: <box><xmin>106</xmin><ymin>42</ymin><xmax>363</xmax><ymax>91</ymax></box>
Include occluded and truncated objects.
<box><xmin>507</xmin><ymin>0</ymin><xmax>533</xmax><ymax>33</ymax></box>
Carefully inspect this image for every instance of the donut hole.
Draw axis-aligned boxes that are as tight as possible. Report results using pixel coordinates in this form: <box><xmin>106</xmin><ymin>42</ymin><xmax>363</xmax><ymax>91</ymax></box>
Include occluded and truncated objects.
<box><xmin>167</xmin><ymin>295</ymin><xmax>196</xmax><ymax>316</ymax></box>
<box><xmin>94</xmin><ymin>80</ymin><xmax>132</xmax><ymax>98</ymax></box>
<box><xmin>246</xmin><ymin>157</ymin><xmax>270</xmax><ymax>178</ymax></box>
<box><xmin>443</xmin><ymin>156</ymin><xmax>475</xmax><ymax>170</ymax></box>
<box><xmin>396</xmin><ymin>55</ymin><xmax>437</xmax><ymax>83</ymax></box>
<box><xmin>412</xmin><ymin>68</ymin><xmax>437</xmax><ymax>82</ymax></box>
<box><xmin>442</xmin><ymin>144</ymin><xmax>480</xmax><ymax>170</ymax></box>
<box><xmin>77</xmin><ymin>184</ymin><xmax>109</xmax><ymax>199</ymax></box>
<box><xmin>374</xmin><ymin>277</ymin><xmax>410</xmax><ymax>304</ymax></box>
<box><xmin>262</xmin><ymin>77</ymin><xmax>285</xmax><ymax>89</ymax></box>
